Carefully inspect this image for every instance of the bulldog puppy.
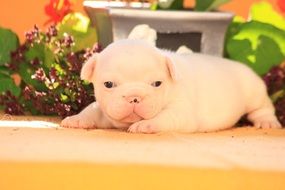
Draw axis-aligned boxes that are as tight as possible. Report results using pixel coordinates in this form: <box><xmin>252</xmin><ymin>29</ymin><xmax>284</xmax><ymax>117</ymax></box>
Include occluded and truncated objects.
<box><xmin>61</xmin><ymin>39</ymin><xmax>282</xmax><ymax>133</ymax></box>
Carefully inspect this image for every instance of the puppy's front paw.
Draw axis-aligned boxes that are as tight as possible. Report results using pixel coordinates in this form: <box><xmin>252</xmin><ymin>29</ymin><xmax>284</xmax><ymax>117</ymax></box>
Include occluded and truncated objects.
<box><xmin>61</xmin><ymin>115</ymin><xmax>97</xmax><ymax>129</ymax></box>
<box><xmin>253</xmin><ymin>116</ymin><xmax>282</xmax><ymax>129</ymax></box>
<box><xmin>128</xmin><ymin>120</ymin><xmax>157</xmax><ymax>134</ymax></box>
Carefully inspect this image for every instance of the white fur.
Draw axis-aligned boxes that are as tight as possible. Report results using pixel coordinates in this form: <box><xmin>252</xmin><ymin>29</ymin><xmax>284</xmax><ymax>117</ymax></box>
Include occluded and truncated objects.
<box><xmin>127</xmin><ymin>24</ymin><xmax>157</xmax><ymax>47</ymax></box>
<box><xmin>176</xmin><ymin>45</ymin><xmax>193</xmax><ymax>54</ymax></box>
<box><xmin>61</xmin><ymin>39</ymin><xmax>281</xmax><ymax>133</ymax></box>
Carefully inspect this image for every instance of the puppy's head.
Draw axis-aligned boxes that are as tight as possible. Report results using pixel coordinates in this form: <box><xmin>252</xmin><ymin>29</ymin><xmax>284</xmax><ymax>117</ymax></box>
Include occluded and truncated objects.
<box><xmin>81</xmin><ymin>40</ymin><xmax>177</xmax><ymax>124</ymax></box>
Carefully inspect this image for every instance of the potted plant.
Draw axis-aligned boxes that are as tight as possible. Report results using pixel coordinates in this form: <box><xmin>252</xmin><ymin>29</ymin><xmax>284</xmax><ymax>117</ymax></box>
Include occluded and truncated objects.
<box><xmin>83</xmin><ymin>0</ymin><xmax>233</xmax><ymax>56</ymax></box>
<box><xmin>0</xmin><ymin>0</ymin><xmax>99</xmax><ymax>117</ymax></box>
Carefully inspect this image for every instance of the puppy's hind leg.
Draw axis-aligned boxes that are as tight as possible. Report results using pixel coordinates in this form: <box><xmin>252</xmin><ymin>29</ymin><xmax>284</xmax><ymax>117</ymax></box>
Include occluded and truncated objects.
<box><xmin>247</xmin><ymin>96</ymin><xmax>282</xmax><ymax>129</ymax></box>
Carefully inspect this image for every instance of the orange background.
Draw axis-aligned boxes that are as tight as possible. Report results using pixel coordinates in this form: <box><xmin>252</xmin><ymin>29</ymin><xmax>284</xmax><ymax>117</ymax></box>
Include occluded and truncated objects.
<box><xmin>0</xmin><ymin>0</ymin><xmax>279</xmax><ymax>42</ymax></box>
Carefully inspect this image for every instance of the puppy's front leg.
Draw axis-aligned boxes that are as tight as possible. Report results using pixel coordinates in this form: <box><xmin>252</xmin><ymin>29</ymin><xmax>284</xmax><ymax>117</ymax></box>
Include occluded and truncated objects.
<box><xmin>128</xmin><ymin>107</ymin><xmax>197</xmax><ymax>134</ymax></box>
<box><xmin>61</xmin><ymin>102</ymin><xmax>112</xmax><ymax>129</ymax></box>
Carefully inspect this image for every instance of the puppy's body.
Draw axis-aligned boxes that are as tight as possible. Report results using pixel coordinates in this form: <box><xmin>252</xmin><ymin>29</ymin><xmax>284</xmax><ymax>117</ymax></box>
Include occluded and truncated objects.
<box><xmin>165</xmin><ymin>52</ymin><xmax>276</xmax><ymax>132</ymax></box>
<box><xmin>61</xmin><ymin>40</ymin><xmax>281</xmax><ymax>133</ymax></box>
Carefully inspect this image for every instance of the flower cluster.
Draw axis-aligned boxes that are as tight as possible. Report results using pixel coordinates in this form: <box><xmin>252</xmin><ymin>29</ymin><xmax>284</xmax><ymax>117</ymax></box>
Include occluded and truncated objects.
<box><xmin>0</xmin><ymin>91</ymin><xmax>24</xmax><ymax>115</ymax></box>
<box><xmin>0</xmin><ymin>25</ymin><xmax>100</xmax><ymax>117</ymax></box>
<box><xmin>263</xmin><ymin>65</ymin><xmax>285</xmax><ymax>95</ymax></box>
<box><xmin>263</xmin><ymin>64</ymin><xmax>285</xmax><ymax>126</ymax></box>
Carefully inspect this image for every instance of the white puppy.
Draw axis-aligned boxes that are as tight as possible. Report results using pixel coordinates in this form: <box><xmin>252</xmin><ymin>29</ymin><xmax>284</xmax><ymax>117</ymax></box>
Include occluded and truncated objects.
<box><xmin>61</xmin><ymin>39</ymin><xmax>282</xmax><ymax>133</ymax></box>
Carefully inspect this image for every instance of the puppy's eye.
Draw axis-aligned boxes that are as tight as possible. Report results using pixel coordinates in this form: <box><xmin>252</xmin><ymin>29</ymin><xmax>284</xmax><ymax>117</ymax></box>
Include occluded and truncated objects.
<box><xmin>151</xmin><ymin>81</ymin><xmax>162</xmax><ymax>87</ymax></box>
<box><xmin>104</xmin><ymin>81</ymin><xmax>116</xmax><ymax>88</ymax></box>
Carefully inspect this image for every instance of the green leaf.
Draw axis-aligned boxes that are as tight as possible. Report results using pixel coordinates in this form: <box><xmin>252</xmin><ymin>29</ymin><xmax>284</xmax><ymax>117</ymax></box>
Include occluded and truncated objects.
<box><xmin>194</xmin><ymin>0</ymin><xmax>231</xmax><ymax>11</ymax></box>
<box><xmin>254</xmin><ymin>35</ymin><xmax>284</xmax><ymax>74</ymax></box>
<box><xmin>226</xmin><ymin>39</ymin><xmax>254</xmax><ymax>64</ymax></box>
<box><xmin>0</xmin><ymin>68</ymin><xmax>20</xmax><ymax>97</ymax></box>
<box><xmin>57</xmin><ymin>13</ymin><xmax>97</xmax><ymax>52</ymax></box>
<box><xmin>225</xmin><ymin>16</ymin><xmax>246</xmax><ymax>46</ymax></box>
<box><xmin>0</xmin><ymin>66</ymin><xmax>11</xmax><ymax>76</ymax></box>
<box><xmin>150</xmin><ymin>2</ymin><xmax>158</xmax><ymax>10</ymax></box>
<box><xmin>250</xmin><ymin>1</ymin><xmax>285</xmax><ymax>31</ymax></box>
<box><xmin>62</xmin><ymin>13</ymin><xmax>90</xmax><ymax>33</ymax></box>
<box><xmin>53</xmin><ymin>63</ymin><xmax>66</xmax><ymax>75</ymax></box>
<box><xmin>0</xmin><ymin>27</ymin><xmax>19</xmax><ymax>65</ymax></box>
<box><xmin>25</xmin><ymin>43</ymin><xmax>54</xmax><ymax>69</ymax></box>
<box><xmin>270</xmin><ymin>89</ymin><xmax>285</xmax><ymax>103</ymax></box>
<box><xmin>60</xmin><ymin>93</ymin><xmax>69</xmax><ymax>102</ymax></box>
<box><xmin>18</xmin><ymin>62</ymin><xmax>47</xmax><ymax>91</ymax></box>
<box><xmin>157</xmin><ymin>0</ymin><xmax>183</xmax><ymax>10</ymax></box>
<box><xmin>226</xmin><ymin>21</ymin><xmax>285</xmax><ymax>75</ymax></box>
<box><xmin>230</xmin><ymin>21</ymin><xmax>285</xmax><ymax>55</ymax></box>
<box><xmin>0</xmin><ymin>78</ymin><xmax>21</xmax><ymax>97</ymax></box>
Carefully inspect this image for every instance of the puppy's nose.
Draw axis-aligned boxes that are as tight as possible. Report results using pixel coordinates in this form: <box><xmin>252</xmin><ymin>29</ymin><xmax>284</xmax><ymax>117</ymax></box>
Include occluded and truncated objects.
<box><xmin>125</xmin><ymin>96</ymin><xmax>142</xmax><ymax>104</ymax></box>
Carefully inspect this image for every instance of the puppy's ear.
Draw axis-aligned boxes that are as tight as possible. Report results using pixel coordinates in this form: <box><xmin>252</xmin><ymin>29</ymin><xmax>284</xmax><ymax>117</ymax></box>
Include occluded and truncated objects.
<box><xmin>81</xmin><ymin>53</ymin><xmax>97</xmax><ymax>82</ymax></box>
<box><xmin>165</xmin><ymin>56</ymin><xmax>178</xmax><ymax>81</ymax></box>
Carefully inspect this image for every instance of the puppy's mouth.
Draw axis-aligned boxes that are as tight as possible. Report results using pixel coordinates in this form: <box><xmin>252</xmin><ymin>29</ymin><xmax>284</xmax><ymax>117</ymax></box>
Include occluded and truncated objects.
<box><xmin>106</xmin><ymin>103</ymin><xmax>157</xmax><ymax>124</ymax></box>
<box><xmin>120</xmin><ymin>112</ymin><xmax>143</xmax><ymax>123</ymax></box>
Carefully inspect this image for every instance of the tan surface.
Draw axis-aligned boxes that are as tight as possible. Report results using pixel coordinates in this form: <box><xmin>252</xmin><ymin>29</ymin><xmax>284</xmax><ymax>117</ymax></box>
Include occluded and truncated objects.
<box><xmin>0</xmin><ymin>114</ymin><xmax>285</xmax><ymax>190</ymax></box>
<box><xmin>0</xmin><ymin>114</ymin><xmax>285</xmax><ymax>171</ymax></box>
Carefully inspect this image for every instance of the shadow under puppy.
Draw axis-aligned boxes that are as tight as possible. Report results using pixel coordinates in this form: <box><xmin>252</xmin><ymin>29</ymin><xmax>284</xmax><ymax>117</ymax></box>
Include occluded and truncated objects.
<box><xmin>61</xmin><ymin>39</ymin><xmax>281</xmax><ymax>133</ymax></box>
